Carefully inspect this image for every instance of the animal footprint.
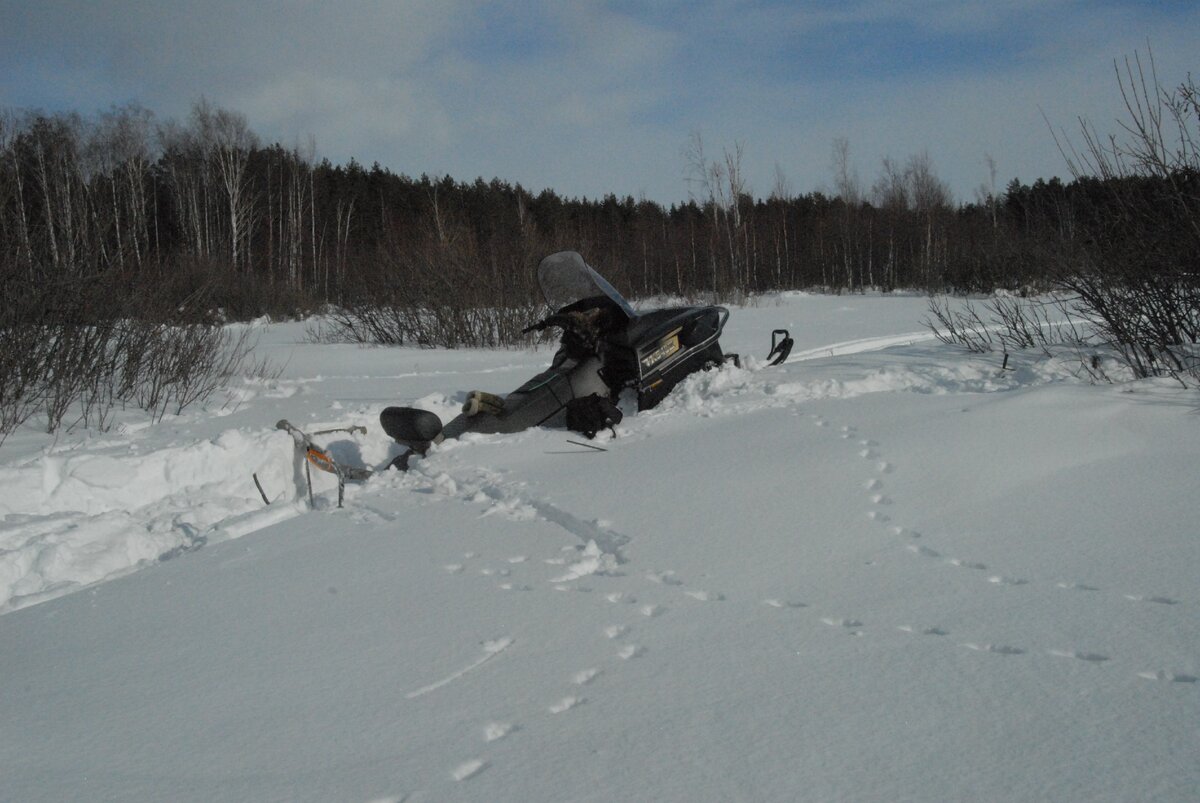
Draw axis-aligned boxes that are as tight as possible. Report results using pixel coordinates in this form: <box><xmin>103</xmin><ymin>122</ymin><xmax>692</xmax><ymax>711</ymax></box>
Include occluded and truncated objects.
<box><xmin>988</xmin><ymin>575</ymin><xmax>1028</xmax><ymax>586</ymax></box>
<box><xmin>763</xmin><ymin>599</ymin><xmax>806</xmax><ymax>609</ymax></box>
<box><xmin>898</xmin><ymin>625</ymin><xmax>948</xmax><ymax>636</ymax></box>
<box><xmin>1049</xmin><ymin>649</ymin><xmax>1110</xmax><ymax>663</ymax></box>
<box><xmin>618</xmin><ymin>644</ymin><xmax>646</xmax><ymax>660</ymax></box>
<box><xmin>821</xmin><ymin>617</ymin><xmax>863</xmax><ymax>629</ymax></box>
<box><xmin>453</xmin><ymin>759</ymin><xmax>488</xmax><ymax>781</ymax></box>
<box><xmin>604</xmin><ymin>624</ymin><xmax>629</xmax><ymax>639</ymax></box>
<box><xmin>572</xmin><ymin>668</ymin><xmax>602</xmax><ymax>686</ymax></box>
<box><xmin>684</xmin><ymin>590</ymin><xmax>724</xmax><ymax>602</ymax></box>
<box><xmin>907</xmin><ymin>544</ymin><xmax>941</xmax><ymax>558</ymax></box>
<box><xmin>484</xmin><ymin>722</ymin><xmax>516</xmax><ymax>742</ymax></box>
<box><xmin>948</xmin><ymin>558</ymin><xmax>987</xmax><ymax>571</ymax></box>
<box><xmin>1056</xmin><ymin>582</ymin><xmax>1099</xmax><ymax>592</ymax></box>
<box><xmin>963</xmin><ymin>643</ymin><xmax>1025</xmax><ymax>655</ymax></box>
<box><xmin>864</xmin><ymin>479</ymin><xmax>883</xmax><ymax>491</ymax></box>
<box><xmin>549</xmin><ymin>696</ymin><xmax>585</xmax><ymax>713</ymax></box>
<box><xmin>1137</xmin><ymin>670</ymin><xmax>1197</xmax><ymax>683</ymax></box>
<box><xmin>646</xmin><ymin>570</ymin><xmax>683</xmax><ymax>586</ymax></box>
<box><xmin>1124</xmin><ymin>594</ymin><xmax>1178</xmax><ymax>605</ymax></box>
<box><xmin>640</xmin><ymin>604</ymin><xmax>666</xmax><ymax>617</ymax></box>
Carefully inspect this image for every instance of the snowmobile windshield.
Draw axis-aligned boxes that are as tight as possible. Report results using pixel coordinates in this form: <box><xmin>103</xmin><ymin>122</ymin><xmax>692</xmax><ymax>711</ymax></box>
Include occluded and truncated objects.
<box><xmin>537</xmin><ymin>252</ymin><xmax>635</xmax><ymax>319</ymax></box>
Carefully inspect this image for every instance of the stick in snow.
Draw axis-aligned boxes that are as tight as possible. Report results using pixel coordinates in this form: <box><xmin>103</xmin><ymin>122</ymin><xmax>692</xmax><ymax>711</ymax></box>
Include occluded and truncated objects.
<box><xmin>253</xmin><ymin>473</ymin><xmax>271</xmax><ymax>505</ymax></box>
<box><xmin>566</xmin><ymin>439</ymin><xmax>607</xmax><ymax>452</ymax></box>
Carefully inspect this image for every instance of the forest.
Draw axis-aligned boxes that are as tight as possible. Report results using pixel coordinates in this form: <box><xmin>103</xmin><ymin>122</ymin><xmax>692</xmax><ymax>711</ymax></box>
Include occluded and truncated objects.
<box><xmin>0</xmin><ymin>56</ymin><xmax>1196</xmax><ymax>440</ymax></box>
<box><xmin>1</xmin><ymin>100</ymin><xmax>1155</xmax><ymax>318</ymax></box>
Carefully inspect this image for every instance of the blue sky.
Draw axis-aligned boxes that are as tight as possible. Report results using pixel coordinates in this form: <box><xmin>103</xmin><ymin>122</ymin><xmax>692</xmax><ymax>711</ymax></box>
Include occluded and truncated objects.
<box><xmin>2</xmin><ymin>1</ymin><xmax>1196</xmax><ymax>204</ymax></box>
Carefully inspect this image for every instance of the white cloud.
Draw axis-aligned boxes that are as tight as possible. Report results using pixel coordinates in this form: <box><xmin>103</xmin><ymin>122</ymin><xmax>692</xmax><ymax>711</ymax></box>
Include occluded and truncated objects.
<box><xmin>2</xmin><ymin>0</ymin><xmax>1196</xmax><ymax>203</ymax></box>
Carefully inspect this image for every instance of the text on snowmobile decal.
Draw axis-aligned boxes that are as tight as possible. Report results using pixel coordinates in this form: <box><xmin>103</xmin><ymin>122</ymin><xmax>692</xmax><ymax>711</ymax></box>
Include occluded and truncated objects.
<box><xmin>640</xmin><ymin>330</ymin><xmax>682</xmax><ymax>370</ymax></box>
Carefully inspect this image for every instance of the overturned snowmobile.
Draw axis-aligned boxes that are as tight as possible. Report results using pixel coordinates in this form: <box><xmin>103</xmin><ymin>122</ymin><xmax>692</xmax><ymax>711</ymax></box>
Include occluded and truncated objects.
<box><xmin>380</xmin><ymin>251</ymin><xmax>791</xmax><ymax>468</ymax></box>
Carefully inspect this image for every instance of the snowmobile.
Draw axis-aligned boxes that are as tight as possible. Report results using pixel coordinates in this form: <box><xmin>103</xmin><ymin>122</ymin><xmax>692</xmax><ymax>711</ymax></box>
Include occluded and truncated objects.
<box><xmin>380</xmin><ymin>251</ymin><xmax>792</xmax><ymax>469</ymax></box>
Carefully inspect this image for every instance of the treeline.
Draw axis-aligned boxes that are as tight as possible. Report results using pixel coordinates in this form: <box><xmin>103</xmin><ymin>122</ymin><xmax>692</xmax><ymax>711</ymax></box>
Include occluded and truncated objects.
<box><xmin>1</xmin><ymin>53</ymin><xmax>1196</xmax><ymax>366</ymax></box>
<box><xmin>6</xmin><ymin>98</ymin><xmax>1185</xmax><ymax>324</ymax></box>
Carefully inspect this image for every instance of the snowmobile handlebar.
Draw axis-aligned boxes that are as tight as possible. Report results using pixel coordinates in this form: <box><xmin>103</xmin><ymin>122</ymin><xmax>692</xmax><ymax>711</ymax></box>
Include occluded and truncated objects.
<box><xmin>521</xmin><ymin>312</ymin><xmax>574</xmax><ymax>335</ymax></box>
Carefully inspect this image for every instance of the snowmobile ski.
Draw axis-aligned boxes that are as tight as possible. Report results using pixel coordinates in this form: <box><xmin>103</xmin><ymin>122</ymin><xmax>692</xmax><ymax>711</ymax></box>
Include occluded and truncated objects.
<box><xmin>766</xmin><ymin>329</ymin><xmax>794</xmax><ymax>366</ymax></box>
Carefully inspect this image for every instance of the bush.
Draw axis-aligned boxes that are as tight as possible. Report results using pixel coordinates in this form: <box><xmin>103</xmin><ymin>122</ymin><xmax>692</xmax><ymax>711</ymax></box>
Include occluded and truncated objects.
<box><xmin>1050</xmin><ymin>52</ymin><xmax>1200</xmax><ymax>384</ymax></box>
<box><xmin>314</xmin><ymin>224</ymin><xmax>543</xmax><ymax>349</ymax></box>
<box><xmin>0</xmin><ymin>271</ymin><xmax>263</xmax><ymax>446</ymax></box>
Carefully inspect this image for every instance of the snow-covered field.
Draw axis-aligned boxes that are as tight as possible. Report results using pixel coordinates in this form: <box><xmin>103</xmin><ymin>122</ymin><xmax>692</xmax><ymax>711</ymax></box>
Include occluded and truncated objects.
<box><xmin>1</xmin><ymin>293</ymin><xmax>1197</xmax><ymax>802</ymax></box>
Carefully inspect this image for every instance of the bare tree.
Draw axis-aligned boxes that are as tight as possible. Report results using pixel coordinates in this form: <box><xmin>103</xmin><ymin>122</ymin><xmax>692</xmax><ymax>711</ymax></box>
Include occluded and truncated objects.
<box><xmin>769</xmin><ymin>162</ymin><xmax>793</xmax><ymax>287</ymax></box>
<box><xmin>905</xmin><ymin>150</ymin><xmax>953</xmax><ymax>212</ymax></box>
<box><xmin>89</xmin><ymin>105</ymin><xmax>157</xmax><ymax>271</ymax></box>
<box><xmin>973</xmin><ymin>153</ymin><xmax>999</xmax><ymax>229</ymax></box>
<box><xmin>831</xmin><ymin>136</ymin><xmax>862</xmax><ymax>206</ymax></box>
<box><xmin>200</xmin><ymin>101</ymin><xmax>259</xmax><ymax>270</ymax></box>
<box><xmin>158</xmin><ymin>117</ymin><xmax>210</xmax><ymax>259</ymax></box>
<box><xmin>872</xmin><ymin>156</ymin><xmax>908</xmax><ymax>210</ymax></box>
<box><xmin>1047</xmin><ymin>48</ymin><xmax>1200</xmax><ymax>383</ymax></box>
<box><xmin>683</xmin><ymin>132</ymin><xmax>726</xmax><ymax>292</ymax></box>
<box><xmin>831</xmin><ymin>137</ymin><xmax>864</xmax><ymax>289</ymax></box>
<box><xmin>1</xmin><ymin>110</ymin><xmax>37</xmax><ymax>275</ymax></box>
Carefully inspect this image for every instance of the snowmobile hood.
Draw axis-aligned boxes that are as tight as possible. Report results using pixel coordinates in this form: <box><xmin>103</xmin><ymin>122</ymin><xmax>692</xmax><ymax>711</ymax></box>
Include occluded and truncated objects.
<box><xmin>537</xmin><ymin>252</ymin><xmax>635</xmax><ymax>319</ymax></box>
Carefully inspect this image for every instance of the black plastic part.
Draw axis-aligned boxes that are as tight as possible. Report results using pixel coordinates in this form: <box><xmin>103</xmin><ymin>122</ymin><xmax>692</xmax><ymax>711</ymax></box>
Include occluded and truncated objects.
<box><xmin>565</xmin><ymin>394</ymin><xmax>623</xmax><ymax>439</ymax></box>
<box><xmin>387</xmin><ymin>449</ymin><xmax>419</xmax><ymax>472</ymax></box>
<box><xmin>636</xmin><ymin>340</ymin><xmax>726</xmax><ymax>411</ymax></box>
<box><xmin>380</xmin><ymin>407</ymin><xmax>444</xmax><ymax>446</ymax></box>
<box><xmin>767</xmin><ymin>329</ymin><xmax>794</xmax><ymax>366</ymax></box>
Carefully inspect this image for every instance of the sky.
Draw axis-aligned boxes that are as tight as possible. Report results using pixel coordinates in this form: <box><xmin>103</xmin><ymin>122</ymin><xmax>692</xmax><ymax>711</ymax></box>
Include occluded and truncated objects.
<box><xmin>2</xmin><ymin>0</ymin><xmax>1196</xmax><ymax>205</ymax></box>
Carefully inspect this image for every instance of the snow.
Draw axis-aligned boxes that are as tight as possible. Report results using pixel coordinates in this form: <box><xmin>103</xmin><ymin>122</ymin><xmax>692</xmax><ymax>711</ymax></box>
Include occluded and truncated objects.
<box><xmin>1</xmin><ymin>293</ymin><xmax>1197</xmax><ymax>801</ymax></box>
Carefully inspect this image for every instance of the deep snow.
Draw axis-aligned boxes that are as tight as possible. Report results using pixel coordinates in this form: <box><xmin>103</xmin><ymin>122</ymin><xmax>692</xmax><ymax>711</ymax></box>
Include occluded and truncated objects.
<box><xmin>0</xmin><ymin>293</ymin><xmax>1196</xmax><ymax>802</ymax></box>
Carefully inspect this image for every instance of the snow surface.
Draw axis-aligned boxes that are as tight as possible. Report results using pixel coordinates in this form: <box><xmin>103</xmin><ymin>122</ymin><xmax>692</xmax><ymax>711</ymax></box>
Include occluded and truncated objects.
<box><xmin>1</xmin><ymin>293</ymin><xmax>1197</xmax><ymax>801</ymax></box>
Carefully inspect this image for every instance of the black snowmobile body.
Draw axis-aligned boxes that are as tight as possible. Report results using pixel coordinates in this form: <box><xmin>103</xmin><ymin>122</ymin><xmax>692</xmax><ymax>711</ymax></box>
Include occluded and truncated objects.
<box><xmin>599</xmin><ymin>303</ymin><xmax>729</xmax><ymax>411</ymax></box>
<box><xmin>380</xmin><ymin>251</ymin><xmax>740</xmax><ymax>460</ymax></box>
<box><xmin>522</xmin><ymin>250</ymin><xmax>736</xmax><ymax>412</ymax></box>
